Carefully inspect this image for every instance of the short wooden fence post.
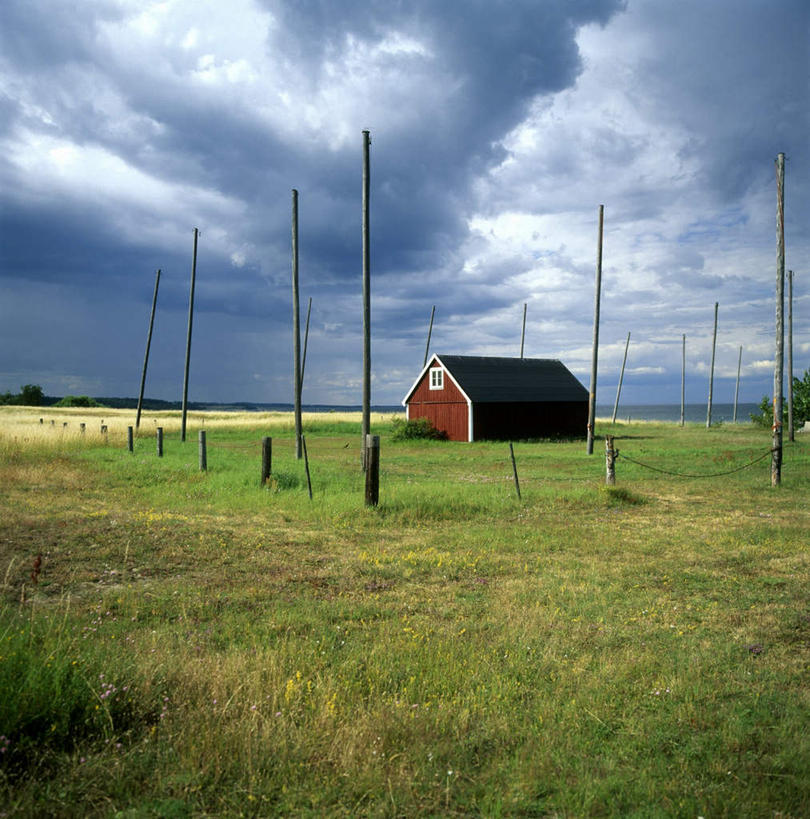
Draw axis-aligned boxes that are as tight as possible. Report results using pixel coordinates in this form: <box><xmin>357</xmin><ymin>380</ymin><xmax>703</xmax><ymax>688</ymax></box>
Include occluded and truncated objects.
<box><xmin>80</xmin><ymin>423</ymin><xmax>86</xmax><ymax>435</ymax></box>
<box><xmin>199</xmin><ymin>429</ymin><xmax>207</xmax><ymax>471</ymax></box>
<box><xmin>365</xmin><ymin>434</ymin><xmax>380</xmax><ymax>507</ymax></box>
<box><xmin>127</xmin><ymin>426</ymin><xmax>134</xmax><ymax>453</ymax></box>
<box><xmin>605</xmin><ymin>435</ymin><xmax>616</xmax><ymax>486</ymax></box>
<box><xmin>156</xmin><ymin>427</ymin><xmax>163</xmax><ymax>458</ymax></box>
<box><xmin>261</xmin><ymin>437</ymin><xmax>272</xmax><ymax>485</ymax></box>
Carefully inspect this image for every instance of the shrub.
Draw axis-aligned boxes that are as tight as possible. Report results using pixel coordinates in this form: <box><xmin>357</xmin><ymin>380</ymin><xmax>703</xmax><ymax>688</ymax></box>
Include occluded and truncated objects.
<box><xmin>55</xmin><ymin>395</ymin><xmax>104</xmax><ymax>408</ymax></box>
<box><xmin>390</xmin><ymin>416</ymin><xmax>448</xmax><ymax>441</ymax></box>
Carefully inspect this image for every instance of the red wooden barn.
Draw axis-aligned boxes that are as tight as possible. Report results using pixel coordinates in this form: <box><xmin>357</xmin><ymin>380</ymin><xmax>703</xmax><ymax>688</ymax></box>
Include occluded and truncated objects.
<box><xmin>402</xmin><ymin>355</ymin><xmax>589</xmax><ymax>442</ymax></box>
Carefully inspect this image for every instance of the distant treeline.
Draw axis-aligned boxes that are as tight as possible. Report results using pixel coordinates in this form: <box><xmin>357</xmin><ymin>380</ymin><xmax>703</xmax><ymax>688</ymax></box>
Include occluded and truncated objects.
<box><xmin>2</xmin><ymin>384</ymin><xmax>401</xmax><ymax>413</ymax></box>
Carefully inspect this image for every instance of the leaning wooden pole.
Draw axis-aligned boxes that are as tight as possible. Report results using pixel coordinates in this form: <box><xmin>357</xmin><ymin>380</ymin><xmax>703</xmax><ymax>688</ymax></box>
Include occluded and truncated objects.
<box><xmin>586</xmin><ymin>205</ymin><xmax>604</xmax><ymax>455</ymax></box>
<box><xmin>361</xmin><ymin>130</ymin><xmax>371</xmax><ymax>468</ymax></box>
<box><xmin>423</xmin><ymin>305</ymin><xmax>435</xmax><ymax>368</ymax></box>
<box><xmin>611</xmin><ymin>331</ymin><xmax>631</xmax><ymax>424</ymax></box>
<box><xmin>136</xmin><ymin>269</ymin><xmax>161</xmax><ymax>430</ymax></box>
<box><xmin>787</xmin><ymin>270</ymin><xmax>794</xmax><ymax>442</ymax></box>
<box><xmin>733</xmin><ymin>345</ymin><xmax>743</xmax><ymax>423</ymax></box>
<box><xmin>301</xmin><ymin>296</ymin><xmax>312</xmax><ymax>389</ymax></box>
<box><xmin>773</xmin><ymin>153</ymin><xmax>786</xmax><ymax>486</ymax></box>
<box><xmin>520</xmin><ymin>303</ymin><xmax>527</xmax><ymax>359</ymax></box>
<box><xmin>706</xmin><ymin>302</ymin><xmax>718</xmax><ymax>428</ymax></box>
<box><xmin>181</xmin><ymin>228</ymin><xmax>198</xmax><ymax>443</ymax></box>
<box><xmin>292</xmin><ymin>189</ymin><xmax>303</xmax><ymax>460</ymax></box>
<box><xmin>680</xmin><ymin>334</ymin><xmax>686</xmax><ymax>426</ymax></box>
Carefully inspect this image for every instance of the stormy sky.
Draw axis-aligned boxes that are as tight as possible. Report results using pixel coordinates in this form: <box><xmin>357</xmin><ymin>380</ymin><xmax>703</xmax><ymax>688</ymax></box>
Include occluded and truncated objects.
<box><xmin>1</xmin><ymin>0</ymin><xmax>808</xmax><ymax>407</ymax></box>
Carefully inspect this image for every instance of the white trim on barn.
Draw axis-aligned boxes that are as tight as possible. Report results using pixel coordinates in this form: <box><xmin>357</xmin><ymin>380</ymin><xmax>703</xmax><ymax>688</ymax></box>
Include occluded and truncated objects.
<box><xmin>401</xmin><ymin>355</ymin><xmax>473</xmax><ymax>407</ymax></box>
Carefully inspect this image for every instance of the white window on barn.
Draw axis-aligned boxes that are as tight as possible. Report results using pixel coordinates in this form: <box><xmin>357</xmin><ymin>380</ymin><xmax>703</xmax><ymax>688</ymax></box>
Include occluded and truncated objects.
<box><xmin>429</xmin><ymin>367</ymin><xmax>444</xmax><ymax>390</ymax></box>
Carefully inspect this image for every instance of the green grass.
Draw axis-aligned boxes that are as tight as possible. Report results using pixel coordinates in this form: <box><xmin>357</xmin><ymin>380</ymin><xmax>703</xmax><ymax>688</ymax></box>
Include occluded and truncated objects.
<box><xmin>1</xmin><ymin>413</ymin><xmax>808</xmax><ymax>816</ymax></box>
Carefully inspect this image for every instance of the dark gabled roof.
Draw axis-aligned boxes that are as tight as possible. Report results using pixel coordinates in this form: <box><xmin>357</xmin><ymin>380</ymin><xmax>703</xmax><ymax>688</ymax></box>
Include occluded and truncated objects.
<box><xmin>426</xmin><ymin>355</ymin><xmax>588</xmax><ymax>403</ymax></box>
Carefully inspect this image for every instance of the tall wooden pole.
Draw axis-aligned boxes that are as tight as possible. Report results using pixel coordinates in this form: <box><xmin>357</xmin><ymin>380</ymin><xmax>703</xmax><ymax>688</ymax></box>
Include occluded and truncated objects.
<box><xmin>136</xmin><ymin>269</ymin><xmax>160</xmax><ymax>430</ymax></box>
<box><xmin>787</xmin><ymin>270</ymin><xmax>794</xmax><ymax>442</ymax></box>
<box><xmin>611</xmin><ymin>331</ymin><xmax>631</xmax><ymax>424</ymax></box>
<box><xmin>680</xmin><ymin>334</ymin><xmax>686</xmax><ymax>426</ymax></box>
<box><xmin>181</xmin><ymin>228</ymin><xmax>198</xmax><ymax>443</ymax></box>
<box><xmin>423</xmin><ymin>305</ymin><xmax>435</xmax><ymax>368</ymax></box>
<box><xmin>361</xmin><ymin>130</ymin><xmax>371</xmax><ymax>467</ymax></box>
<box><xmin>520</xmin><ymin>303</ymin><xmax>527</xmax><ymax>359</ymax></box>
<box><xmin>772</xmin><ymin>153</ymin><xmax>785</xmax><ymax>486</ymax></box>
<box><xmin>586</xmin><ymin>205</ymin><xmax>604</xmax><ymax>454</ymax></box>
<box><xmin>301</xmin><ymin>296</ymin><xmax>312</xmax><ymax>390</ymax></box>
<box><xmin>733</xmin><ymin>345</ymin><xmax>742</xmax><ymax>423</ymax></box>
<box><xmin>706</xmin><ymin>302</ymin><xmax>718</xmax><ymax>428</ymax></box>
<box><xmin>292</xmin><ymin>189</ymin><xmax>303</xmax><ymax>460</ymax></box>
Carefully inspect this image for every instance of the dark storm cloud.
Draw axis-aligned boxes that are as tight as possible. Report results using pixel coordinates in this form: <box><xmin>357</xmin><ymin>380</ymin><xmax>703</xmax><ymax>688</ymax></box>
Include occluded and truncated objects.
<box><xmin>1</xmin><ymin>0</ymin><xmax>804</xmax><ymax>405</ymax></box>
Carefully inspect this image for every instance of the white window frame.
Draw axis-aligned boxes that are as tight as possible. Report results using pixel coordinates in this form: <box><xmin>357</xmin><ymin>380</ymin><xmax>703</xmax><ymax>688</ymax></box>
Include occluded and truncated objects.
<box><xmin>429</xmin><ymin>367</ymin><xmax>444</xmax><ymax>390</ymax></box>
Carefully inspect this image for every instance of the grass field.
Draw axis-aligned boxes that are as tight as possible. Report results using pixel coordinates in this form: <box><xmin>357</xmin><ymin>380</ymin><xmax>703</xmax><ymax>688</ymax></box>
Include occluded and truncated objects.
<box><xmin>1</xmin><ymin>406</ymin><xmax>808</xmax><ymax>817</ymax></box>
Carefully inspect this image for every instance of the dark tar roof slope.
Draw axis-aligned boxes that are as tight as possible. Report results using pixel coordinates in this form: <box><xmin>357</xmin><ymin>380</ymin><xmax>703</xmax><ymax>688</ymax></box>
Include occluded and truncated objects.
<box><xmin>409</xmin><ymin>355</ymin><xmax>589</xmax><ymax>404</ymax></box>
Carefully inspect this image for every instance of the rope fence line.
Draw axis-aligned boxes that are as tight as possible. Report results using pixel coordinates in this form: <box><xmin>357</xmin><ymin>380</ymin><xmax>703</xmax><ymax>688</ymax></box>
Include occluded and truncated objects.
<box><xmin>616</xmin><ymin>447</ymin><xmax>778</xmax><ymax>479</ymax></box>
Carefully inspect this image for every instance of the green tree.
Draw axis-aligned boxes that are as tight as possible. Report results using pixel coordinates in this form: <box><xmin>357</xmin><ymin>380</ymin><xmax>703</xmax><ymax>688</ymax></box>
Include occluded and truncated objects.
<box><xmin>750</xmin><ymin>368</ymin><xmax>810</xmax><ymax>428</ymax></box>
<box><xmin>18</xmin><ymin>384</ymin><xmax>43</xmax><ymax>406</ymax></box>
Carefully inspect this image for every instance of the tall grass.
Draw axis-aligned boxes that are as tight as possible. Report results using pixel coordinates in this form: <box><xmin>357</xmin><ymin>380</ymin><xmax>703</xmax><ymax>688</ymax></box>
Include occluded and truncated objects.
<box><xmin>1</xmin><ymin>409</ymin><xmax>808</xmax><ymax>816</ymax></box>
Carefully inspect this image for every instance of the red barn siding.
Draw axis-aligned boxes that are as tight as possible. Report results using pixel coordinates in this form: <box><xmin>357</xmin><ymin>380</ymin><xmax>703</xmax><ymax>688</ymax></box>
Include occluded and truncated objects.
<box><xmin>407</xmin><ymin>362</ymin><xmax>469</xmax><ymax>441</ymax></box>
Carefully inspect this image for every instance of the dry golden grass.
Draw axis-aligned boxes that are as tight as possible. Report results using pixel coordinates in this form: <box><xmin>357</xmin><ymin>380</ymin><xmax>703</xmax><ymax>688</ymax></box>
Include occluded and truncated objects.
<box><xmin>0</xmin><ymin>406</ymin><xmax>401</xmax><ymax>449</ymax></box>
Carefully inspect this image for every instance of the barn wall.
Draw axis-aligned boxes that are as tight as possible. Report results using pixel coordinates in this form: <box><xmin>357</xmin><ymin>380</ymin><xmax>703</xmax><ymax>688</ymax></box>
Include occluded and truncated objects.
<box><xmin>408</xmin><ymin>400</ymin><xmax>469</xmax><ymax>441</ymax></box>
<box><xmin>409</xmin><ymin>363</ymin><xmax>466</xmax><ymax>404</ymax></box>
<box><xmin>473</xmin><ymin>401</ymin><xmax>588</xmax><ymax>440</ymax></box>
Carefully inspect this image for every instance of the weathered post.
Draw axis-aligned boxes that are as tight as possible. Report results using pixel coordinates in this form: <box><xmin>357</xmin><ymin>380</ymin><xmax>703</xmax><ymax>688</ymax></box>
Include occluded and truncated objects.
<box><xmin>80</xmin><ymin>423</ymin><xmax>86</xmax><ymax>435</ymax></box>
<box><xmin>423</xmin><ymin>305</ymin><xmax>435</xmax><ymax>368</ymax></box>
<box><xmin>605</xmin><ymin>435</ymin><xmax>616</xmax><ymax>486</ymax></box>
<box><xmin>261</xmin><ymin>436</ymin><xmax>272</xmax><ymax>485</ymax></box>
<box><xmin>787</xmin><ymin>270</ymin><xmax>794</xmax><ymax>442</ymax></box>
<box><xmin>127</xmin><ymin>426</ymin><xmax>134</xmax><ymax>453</ymax></box>
<box><xmin>733</xmin><ymin>345</ymin><xmax>743</xmax><ymax>423</ymax></box>
<box><xmin>364</xmin><ymin>434</ymin><xmax>380</xmax><ymax>507</ymax></box>
<box><xmin>136</xmin><ymin>269</ymin><xmax>161</xmax><ymax>429</ymax></box>
<box><xmin>302</xmin><ymin>435</ymin><xmax>313</xmax><ymax>500</ymax></box>
<box><xmin>292</xmin><ymin>189</ymin><xmax>303</xmax><ymax>460</ymax></box>
<box><xmin>198</xmin><ymin>429</ymin><xmax>207</xmax><ymax>471</ymax></box>
<box><xmin>361</xmin><ymin>130</ymin><xmax>371</xmax><ymax>468</ymax></box>
<box><xmin>773</xmin><ymin>153</ymin><xmax>786</xmax><ymax>486</ymax></box>
<box><xmin>520</xmin><ymin>303</ymin><xmax>527</xmax><ymax>359</ymax></box>
<box><xmin>680</xmin><ymin>334</ymin><xmax>686</xmax><ymax>426</ymax></box>
<box><xmin>181</xmin><ymin>229</ymin><xmax>199</xmax><ymax>443</ymax></box>
<box><xmin>509</xmin><ymin>442</ymin><xmax>521</xmax><ymax>500</ymax></box>
<box><xmin>586</xmin><ymin>205</ymin><xmax>604</xmax><ymax>454</ymax></box>
<box><xmin>156</xmin><ymin>426</ymin><xmax>164</xmax><ymax>458</ymax></box>
<box><xmin>101</xmin><ymin>425</ymin><xmax>108</xmax><ymax>444</ymax></box>
<box><xmin>611</xmin><ymin>332</ymin><xmax>631</xmax><ymax>424</ymax></box>
<box><xmin>706</xmin><ymin>302</ymin><xmax>718</xmax><ymax>428</ymax></box>
<box><xmin>39</xmin><ymin>418</ymin><xmax>43</xmax><ymax>424</ymax></box>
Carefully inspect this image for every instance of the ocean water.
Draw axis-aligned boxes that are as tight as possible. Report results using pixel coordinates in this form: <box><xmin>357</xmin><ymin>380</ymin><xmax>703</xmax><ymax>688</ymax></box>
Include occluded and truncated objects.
<box><xmin>597</xmin><ymin>403</ymin><xmax>760</xmax><ymax>423</ymax></box>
